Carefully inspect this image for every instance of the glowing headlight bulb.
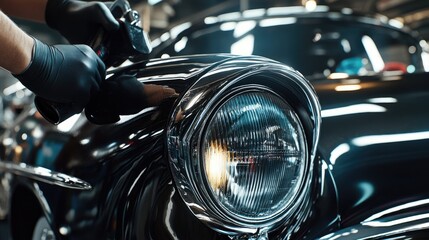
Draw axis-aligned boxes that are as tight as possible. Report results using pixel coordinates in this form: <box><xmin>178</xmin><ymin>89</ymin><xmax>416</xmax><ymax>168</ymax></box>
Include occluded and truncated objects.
<box><xmin>205</xmin><ymin>141</ymin><xmax>229</xmax><ymax>191</ymax></box>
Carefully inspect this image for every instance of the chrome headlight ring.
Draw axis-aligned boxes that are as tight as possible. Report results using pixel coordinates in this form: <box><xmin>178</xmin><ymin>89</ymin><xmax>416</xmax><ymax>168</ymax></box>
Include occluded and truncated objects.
<box><xmin>167</xmin><ymin>57</ymin><xmax>321</xmax><ymax>237</ymax></box>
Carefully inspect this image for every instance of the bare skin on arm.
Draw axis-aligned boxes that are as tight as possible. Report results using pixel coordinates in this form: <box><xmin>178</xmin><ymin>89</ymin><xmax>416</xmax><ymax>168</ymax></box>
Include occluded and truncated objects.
<box><xmin>0</xmin><ymin>10</ymin><xmax>34</xmax><ymax>74</ymax></box>
<box><xmin>0</xmin><ymin>0</ymin><xmax>48</xmax><ymax>74</ymax></box>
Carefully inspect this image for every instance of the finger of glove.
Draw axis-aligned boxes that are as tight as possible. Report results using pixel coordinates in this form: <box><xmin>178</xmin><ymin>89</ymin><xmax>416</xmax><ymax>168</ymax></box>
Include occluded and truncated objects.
<box><xmin>93</xmin><ymin>3</ymin><xmax>120</xmax><ymax>32</ymax></box>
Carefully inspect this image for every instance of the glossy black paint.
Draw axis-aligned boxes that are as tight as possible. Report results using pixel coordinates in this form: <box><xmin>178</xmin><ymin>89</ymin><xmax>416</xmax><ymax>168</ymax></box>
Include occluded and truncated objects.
<box><xmin>314</xmin><ymin>72</ymin><xmax>429</xmax><ymax>227</ymax></box>
<box><xmin>1</xmin><ymin>55</ymin><xmax>337</xmax><ymax>239</ymax></box>
<box><xmin>2</xmin><ymin>51</ymin><xmax>429</xmax><ymax>239</ymax></box>
<box><xmin>2</xmin><ymin>10</ymin><xmax>429</xmax><ymax>237</ymax></box>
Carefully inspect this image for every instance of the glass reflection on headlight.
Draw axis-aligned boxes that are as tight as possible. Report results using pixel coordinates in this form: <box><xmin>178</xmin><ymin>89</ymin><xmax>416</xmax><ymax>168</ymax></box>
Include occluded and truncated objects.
<box><xmin>202</xmin><ymin>91</ymin><xmax>307</xmax><ymax>219</ymax></box>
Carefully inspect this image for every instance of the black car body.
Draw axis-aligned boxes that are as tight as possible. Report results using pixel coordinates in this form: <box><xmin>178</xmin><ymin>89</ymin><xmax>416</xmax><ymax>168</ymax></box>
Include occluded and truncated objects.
<box><xmin>2</xmin><ymin>5</ymin><xmax>429</xmax><ymax>240</ymax></box>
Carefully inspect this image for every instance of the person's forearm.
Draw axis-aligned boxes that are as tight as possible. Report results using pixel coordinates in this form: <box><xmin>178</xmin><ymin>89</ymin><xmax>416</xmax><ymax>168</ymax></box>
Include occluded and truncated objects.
<box><xmin>0</xmin><ymin>0</ymin><xmax>47</xmax><ymax>22</ymax></box>
<box><xmin>0</xmin><ymin>10</ymin><xmax>34</xmax><ymax>74</ymax></box>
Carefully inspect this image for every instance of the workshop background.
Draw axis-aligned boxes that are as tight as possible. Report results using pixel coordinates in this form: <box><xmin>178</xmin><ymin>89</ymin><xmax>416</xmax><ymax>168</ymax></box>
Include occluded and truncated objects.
<box><xmin>1</xmin><ymin>0</ymin><xmax>429</xmax><ymax>239</ymax></box>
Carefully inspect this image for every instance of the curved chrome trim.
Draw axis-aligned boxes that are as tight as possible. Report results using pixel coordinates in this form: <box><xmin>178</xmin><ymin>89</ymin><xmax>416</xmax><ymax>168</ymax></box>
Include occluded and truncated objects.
<box><xmin>0</xmin><ymin>161</ymin><xmax>92</xmax><ymax>191</ymax></box>
<box><xmin>167</xmin><ymin>56</ymin><xmax>321</xmax><ymax>236</ymax></box>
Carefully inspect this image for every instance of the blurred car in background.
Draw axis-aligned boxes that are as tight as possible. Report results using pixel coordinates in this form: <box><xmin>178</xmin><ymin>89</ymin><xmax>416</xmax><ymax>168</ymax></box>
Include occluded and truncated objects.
<box><xmin>2</xmin><ymin>4</ymin><xmax>429</xmax><ymax>240</ymax></box>
<box><xmin>150</xmin><ymin>5</ymin><xmax>429</xmax><ymax>79</ymax></box>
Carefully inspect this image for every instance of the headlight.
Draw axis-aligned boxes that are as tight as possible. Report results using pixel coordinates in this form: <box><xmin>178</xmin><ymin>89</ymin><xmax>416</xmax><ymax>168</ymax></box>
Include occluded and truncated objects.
<box><xmin>168</xmin><ymin>56</ymin><xmax>321</xmax><ymax>237</ymax></box>
<box><xmin>202</xmin><ymin>91</ymin><xmax>306</xmax><ymax>221</ymax></box>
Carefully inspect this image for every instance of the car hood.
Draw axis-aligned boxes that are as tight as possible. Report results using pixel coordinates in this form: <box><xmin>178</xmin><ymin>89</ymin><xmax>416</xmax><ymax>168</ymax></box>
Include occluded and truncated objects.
<box><xmin>313</xmin><ymin>71</ymin><xmax>429</xmax><ymax>225</ymax></box>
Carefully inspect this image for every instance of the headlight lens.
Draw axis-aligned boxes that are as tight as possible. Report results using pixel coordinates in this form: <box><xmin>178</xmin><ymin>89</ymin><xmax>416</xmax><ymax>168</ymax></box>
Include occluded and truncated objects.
<box><xmin>201</xmin><ymin>91</ymin><xmax>307</xmax><ymax>220</ymax></box>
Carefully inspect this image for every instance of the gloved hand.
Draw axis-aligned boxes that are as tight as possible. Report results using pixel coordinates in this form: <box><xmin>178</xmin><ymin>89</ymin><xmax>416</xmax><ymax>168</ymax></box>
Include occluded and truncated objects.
<box><xmin>45</xmin><ymin>0</ymin><xmax>120</xmax><ymax>44</ymax></box>
<box><xmin>14</xmin><ymin>38</ymin><xmax>105</xmax><ymax>114</ymax></box>
<box><xmin>85</xmin><ymin>74</ymin><xmax>178</xmax><ymax>124</ymax></box>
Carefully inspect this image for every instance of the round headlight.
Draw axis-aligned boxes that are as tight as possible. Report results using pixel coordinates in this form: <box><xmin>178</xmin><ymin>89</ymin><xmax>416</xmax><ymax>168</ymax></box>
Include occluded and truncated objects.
<box><xmin>201</xmin><ymin>91</ymin><xmax>307</xmax><ymax>221</ymax></box>
<box><xmin>168</xmin><ymin>57</ymin><xmax>321</xmax><ymax>236</ymax></box>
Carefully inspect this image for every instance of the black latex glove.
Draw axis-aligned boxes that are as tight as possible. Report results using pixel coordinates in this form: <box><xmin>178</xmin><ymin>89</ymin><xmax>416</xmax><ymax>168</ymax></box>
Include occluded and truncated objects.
<box><xmin>85</xmin><ymin>74</ymin><xmax>147</xmax><ymax>124</ymax></box>
<box><xmin>85</xmin><ymin>74</ymin><xmax>178</xmax><ymax>124</ymax></box>
<box><xmin>45</xmin><ymin>0</ymin><xmax>120</xmax><ymax>44</ymax></box>
<box><xmin>14</xmin><ymin>38</ymin><xmax>105</xmax><ymax>114</ymax></box>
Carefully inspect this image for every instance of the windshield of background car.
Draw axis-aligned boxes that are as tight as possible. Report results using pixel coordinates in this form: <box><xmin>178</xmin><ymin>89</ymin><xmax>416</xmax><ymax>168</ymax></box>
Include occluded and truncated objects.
<box><xmin>156</xmin><ymin>17</ymin><xmax>428</xmax><ymax>80</ymax></box>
